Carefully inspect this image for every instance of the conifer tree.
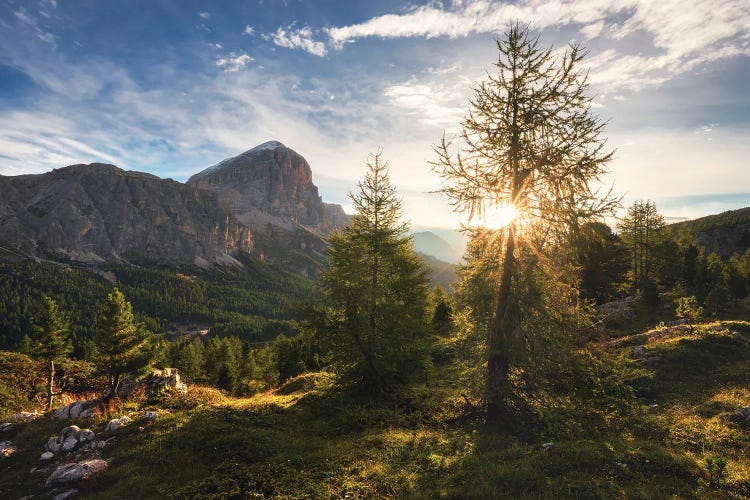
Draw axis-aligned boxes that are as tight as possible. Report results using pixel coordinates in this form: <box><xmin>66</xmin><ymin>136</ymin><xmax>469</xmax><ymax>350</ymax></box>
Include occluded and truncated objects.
<box><xmin>32</xmin><ymin>297</ymin><xmax>72</xmax><ymax>410</ymax></box>
<box><xmin>432</xmin><ymin>24</ymin><xmax>618</xmax><ymax>421</ymax></box>
<box><xmin>617</xmin><ymin>200</ymin><xmax>665</xmax><ymax>290</ymax></box>
<box><xmin>94</xmin><ymin>289</ymin><xmax>154</xmax><ymax>399</ymax></box>
<box><xmin>323</xmin><ymin>150</ymin><xmax>430</xmax><ymax>392</ymax></box>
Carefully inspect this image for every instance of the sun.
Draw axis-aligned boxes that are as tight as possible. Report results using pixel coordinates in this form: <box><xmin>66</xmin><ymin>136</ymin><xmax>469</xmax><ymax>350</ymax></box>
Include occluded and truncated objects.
<box><xmin>469</xmin><ymin>203</ymin><xmax>518</xmax><ymax>229</ymax></box>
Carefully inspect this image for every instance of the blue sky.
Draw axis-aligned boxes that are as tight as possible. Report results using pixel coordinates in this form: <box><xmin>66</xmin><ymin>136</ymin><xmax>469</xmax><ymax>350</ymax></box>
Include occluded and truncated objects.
<box><xmin>0</xmin><ymin>0</ymin><xmax>748</xmax><ymax>228</ymax></box>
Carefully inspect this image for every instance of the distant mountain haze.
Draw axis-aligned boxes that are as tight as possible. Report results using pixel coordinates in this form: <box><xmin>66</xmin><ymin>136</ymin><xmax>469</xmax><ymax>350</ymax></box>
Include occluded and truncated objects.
<box><xmin>410</xmin><ymin>231</ymin><xmax>463</xmax><ymax>264</ymax></box>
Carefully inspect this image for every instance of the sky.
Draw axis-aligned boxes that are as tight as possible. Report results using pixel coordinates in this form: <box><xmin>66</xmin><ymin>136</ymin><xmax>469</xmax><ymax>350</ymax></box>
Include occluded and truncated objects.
<box><xmin>0</xmin><ymin>0</ymin><xmax>749</xmax><ymax>229</ymax></box>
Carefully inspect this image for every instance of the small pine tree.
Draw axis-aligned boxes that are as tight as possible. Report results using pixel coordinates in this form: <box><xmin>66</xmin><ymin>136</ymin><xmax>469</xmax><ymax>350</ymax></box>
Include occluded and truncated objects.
<box><xmin>32</xmin><ymin>297</ymin><xmax>72</xmax><ymax>410</ymax></box>
<box><xmin>676</xmin><ymin>296</ymin><xmax>703</xmax><ymax>332</ymax></box>
<box><xmin>94</xmin><ymin>289</ymin><xmax>154</xmax><ymax>399</ymax></box>
<box><xmin>322</xmin><ymin>150</ymin><xmax>430</xmax><ymax>393</ymax></box>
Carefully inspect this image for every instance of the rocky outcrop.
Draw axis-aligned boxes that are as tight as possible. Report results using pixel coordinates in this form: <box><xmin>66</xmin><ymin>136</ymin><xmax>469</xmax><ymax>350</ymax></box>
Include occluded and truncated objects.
<box><xmin>53</xmin><ymin>400</ymin><xmax>97</xmax><ymax>420</ymax></box>
<box><xmin>144</xmin><ymin>367</ymin><xmax>188</xmax><ymax>395</ymax></box>
<box><xmin>0</xmin><ymin>163</ymin><xmax>252</xmax><ymax>267</ymax></box>
<box><xmin>45</xmin><ymin>425</ymin><xmax>96</xmax><ymax>454</ymax></box>
<box><xmin>45</xmin><ymin>459</ymin><xmax>108</xmax><ymax>488</ymax></box>
<box><xmin>188</xmin><ymin>141</ymin><xmax>347</xmax><ymax>235</ymax></box>
<box><xmin>187</xmin><ymin>141</ymin><xmax>350</xmax><ymax>276</ymax></box>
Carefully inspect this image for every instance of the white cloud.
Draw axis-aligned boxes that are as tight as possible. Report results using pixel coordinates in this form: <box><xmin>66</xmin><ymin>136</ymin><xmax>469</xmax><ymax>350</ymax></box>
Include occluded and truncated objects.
<box><xmin>324</xmin><ymin>0</ymin><xmax>750</xmax><ymax>92</ymax></box>
<box><xmin>215</xmin><ymin>52</ymin><xmax>253</xmax><ymax>72</ymax></box>
<box><xmin>265</xmin><ymin>25</ymin><xmax>327</xmax><ymax>56</ymax></box>
<box><xmin>243</xmin><ymin>25</ymin><xmax>254</xmax><ymax>36</ymax></box>
<box><xmin>199</xmin><ymin>12</ymin><xmax>210</xmax><ymax>19</ymax></box>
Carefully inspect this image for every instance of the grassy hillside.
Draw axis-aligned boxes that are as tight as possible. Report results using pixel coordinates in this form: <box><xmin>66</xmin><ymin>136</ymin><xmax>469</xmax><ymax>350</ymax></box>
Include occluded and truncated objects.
<box><xmin>4</xmin><ymin>320</ymin><xmax>750</xmax><ymax>498</ymax></box>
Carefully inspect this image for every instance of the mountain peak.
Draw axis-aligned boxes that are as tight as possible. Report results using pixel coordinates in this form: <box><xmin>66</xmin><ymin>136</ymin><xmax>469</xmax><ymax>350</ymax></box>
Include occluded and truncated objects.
<box><xmin>189</xmin><ymin>141</ymin><xmax>289</xmax><ymax>181</ymax></box>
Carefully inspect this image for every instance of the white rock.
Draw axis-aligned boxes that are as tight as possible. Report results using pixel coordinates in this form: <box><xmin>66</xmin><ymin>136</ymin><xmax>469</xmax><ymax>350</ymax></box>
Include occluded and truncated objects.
<box><xmin>46</xmin><ymin>459</ymin><xmax>108</xmax><ymax>487</ymax></box>
<box><xmin>40</xmin><ymin>451</ymin><xmax>54</xmax><ymax>461</ymax></box>
<box><xmin>143</xmin><ymin>411</ymin><xmax>159</xmax><ymax>420</ymax></box>
<box><xmin>105</xmin><ymin>416</ymin><xmax>130</xmax><ymax>432</ymax></box>
<box><xmin>0</xmin><ymin>422</ymin><xmax>13</xmax><ymax>432</ymax></box>
<box><xmin>541</xmin><ymin>442</ymin><xmax>555</xmax><ymax>451</ymax></box>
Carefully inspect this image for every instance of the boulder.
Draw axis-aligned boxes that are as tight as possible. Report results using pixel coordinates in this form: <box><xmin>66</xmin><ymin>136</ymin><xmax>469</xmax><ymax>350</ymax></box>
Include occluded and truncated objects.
<box><xmin>61</xmin><ymin>435</ymin><xmax>78</xmax><ymax>452</ymax></box>
<box><xmin>143</xmin><ymin>410</ymin><xmax>159</xmax><ymax>420</ymax></box>
<box><xmin>105</xmin><ymin>416</ymin><xmax>130</xmax><ymax>432</ymax></box>
<box><xmin>144</xmin><ymin>368</ymin><xmax>188</xmax><ymax>395</ymax></box>
<box><xmin>0</xmin><ymin>422</ymin><xmax>13</xmax><ymax>433</ymax></box>
<box><xmin>0</xmin><ymin>440</ymin><xmax>17</xmax><ymax>458</ymax></box>
<box><xmin>46</xmin><ymin>436</ymin><xmax>63</xmax><ymax>453</ymax></box>
<box><xmin>631</xmin><ymin>346</ymin><xmax>646</xmax><ymax>359</ymax></box>
<box><xmin>40</xmin><ymin>451</ymin><xmax>55</xmax><ymax>461</ymax></box>
<box><xmin>10</xmin><ymin>411</ymin><xmax>42</xmax><ymax>423</ymax></box>
<box><xmin>54</xmin><ymin>400</ymin><xmax>97</xmax><ymax>420</ymax></box>
<box><xmin>46</xmin><ymin>459</ymin><xmax>108</xmax><ymax>488</ymax></box>
<box><xmin>734</xmin><ymin>406</ymin><xmax>750</xmax><ymax>421</ymax></box>
<box><xmin>46</xmin><ymin>425</ymin><xmax>96</xmax><ymax>454</ymax></box>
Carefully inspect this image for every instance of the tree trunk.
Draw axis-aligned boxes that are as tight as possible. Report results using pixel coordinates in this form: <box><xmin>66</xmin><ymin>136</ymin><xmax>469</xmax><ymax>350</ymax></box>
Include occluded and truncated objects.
<box><xmin>487</xmin><ymin>225</ymin><xmax>516</xmax><ymax>422</ymax></box>
<box><xmin>46</xmin><ymin>360</ymin><xmax>55</xmax><ymax>411</ymax></box>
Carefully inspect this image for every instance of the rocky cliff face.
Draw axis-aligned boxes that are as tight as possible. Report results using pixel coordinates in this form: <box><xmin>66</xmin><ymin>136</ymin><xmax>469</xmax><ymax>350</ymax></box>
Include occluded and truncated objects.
<box><xmin>187</xmin><ymin>141</ymin><xmax>347</xmax><ymax>234</ymax></box>
<box><xmin>0</xmin><ymin>163</ymin><xmax>252</xmax><ymax>267</ymax></box>
<box><xmin>187</xmin><ymin>141</ymin><xmax>349</xmax><ymax>276</ymax></box>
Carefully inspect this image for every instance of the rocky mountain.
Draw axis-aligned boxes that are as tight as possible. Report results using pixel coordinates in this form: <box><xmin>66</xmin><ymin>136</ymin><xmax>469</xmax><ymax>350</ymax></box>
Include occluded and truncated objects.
<box><xmin>187</xmin><ymin>141</ymin><xmax>349</xmax><ymax>276</ymax></box>
<box><xmin>0</xmin><ymin>164</ymin><xmax>252</xmax><ymax>267</ymax></box>
<box><xmin>669</xmin><ymin>206</ymin><xmax>750</xmax><ymax>258</ymax></box>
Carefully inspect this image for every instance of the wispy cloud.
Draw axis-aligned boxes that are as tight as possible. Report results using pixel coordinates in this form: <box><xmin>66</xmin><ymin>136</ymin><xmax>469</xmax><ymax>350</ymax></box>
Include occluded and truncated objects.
<box><xmin>243</xmin><ymin>25</ymin><xmax>254</xmax><ymax>36</ymax></box>
<box><xmin>215</xmin><ymin>52</ymin><xmax>254</xmax><ymax>72</ymax></box>
<box><xmin>199</xmin><ymin>12</ymin><xmax>210</xmax><ymax>19</ymax></box>
<box><xmin>265</xmin><ymin>25</ymin><xmax>327</xmax><ymax>57</ymax></box>
<box><xmin>322</xmin><ymin>0</ymin><xmax>750</xmax><ymax>92</ymax></box>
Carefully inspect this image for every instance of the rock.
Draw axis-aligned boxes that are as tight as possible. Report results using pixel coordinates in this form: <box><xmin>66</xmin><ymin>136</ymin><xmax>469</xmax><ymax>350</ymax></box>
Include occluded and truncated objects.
<box><xmin>61</xmin><ymin>425</ymin><xmax>81</xmax><ymax>440</ymax></box>
<box><xmin>1</xmin><ymin>440</ymin><xmax>18</xmax><ymax>458</ymax></box>
<box><xmin>47</xmin><ymin>425</ymin><xmax>96</xmax><ymax>454</ymax></box>
<box><xmin>598</xmin><ymin>296</ymin><xmax>640</xmax><ymax>327</ymax></box>
<box><xmin>541</xmin><ymin>442</ymin><xmax>554</xmax><ymax>451</ymax></box>
<box><xmin>40</xmin><ymin>451</ymin><xmax>55</xmax><ymax>461</ymax></box>
<box><xmin>77</xmin><ymin>429</ymin><xmax>95</xmax><ymax>442</ymax></box>
<box><xmin>10</xmin><ymin>411</ymin><xmax>42</xmax><ymax>423</ymax></box>
<box><xmin>105</xmin><ymin>416</ymin><xmax>130</xmax><ymax>432</ymax></box>
<box><xmin>144</xmin><ymin>368</ymin><xmax>187</xmax><ymax>395</ymax></box>
<box><xmin>46</xmin><ymin>436</ymin><xmax>62</xmax><ymax>453</ymax></box>
<box><xmin>187</xmin><ymin>141</ymin><xmax>349</xmax><ymax>276</ymax></box>
<box><xmin>734</xmin><ymin>406</ymin><xmax>750</xmax><ymax>421</ymax></box>
<box><xmin>61</xmin><ymin>435</ymin><xmax>78</xmax><ymax>452</ymax></box>
<box><xmin>616</xmin><ymin>462</ymin><xmax>629</xmax><ymax>469</ymax></box>
<box><xmin>46</xmin><ymin>459</ymin><xmax>108</xmax><ymax>488</ymax></box>
<box><xmin>143</xmin><ymin>411</ymin><xmax>159</xmax><ymax>420</ymax></box>
<box><xmin>0</xmin><ymin>164</ymin><xmax>252</xmax><ymax>267</ymax></box>
<box><xmin>666</xmin><ymin>318</ymin><xmax>687</xmax><ymax>326</ymax></box>
<box><xmin>52</xmin><ymin>490</ymin><xmax>78</xmax><ymax>500</ymax></box>
<box><xmin>54</xmin><ymin>400</ymin><xmax>98</xmax><ymax>421</ymax></box>
<box><xmin>0</xmin><ymin>422</ymin><xmax>13</xmax><ymax>432</ymax></box>
<box><xmin>631</xmin><ymin>346</ymin><xmax>646</xmax><ymax>359</ymax></box>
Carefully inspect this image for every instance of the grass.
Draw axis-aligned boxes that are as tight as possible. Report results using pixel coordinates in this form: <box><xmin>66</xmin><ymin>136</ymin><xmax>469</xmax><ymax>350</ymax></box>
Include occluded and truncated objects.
<box><xmin>3</xmin><ymin>321</ymin><xmax>750</xmax><ymax>498</ymax></box>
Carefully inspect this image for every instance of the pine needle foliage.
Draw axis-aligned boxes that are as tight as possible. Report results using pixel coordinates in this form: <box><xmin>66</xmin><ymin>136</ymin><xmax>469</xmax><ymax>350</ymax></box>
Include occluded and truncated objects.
<box><xmin>31</xmin><ymin>296</ymin><xmax>72</xmax><ymax>410</ymax></box>
<box><xmin>94</xmin><ymin>289</ymin><xmax>155</xmax><ymax>398</ymax></box>
<box><xmin>432</xmin><ymin>23</ymin><xmax>619</xmax><ymax>421</ymax></box>
<box><xmin>322</xmin><ymin>151</ymin><xmax>430</xmax><ymax>393</ymax></box>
